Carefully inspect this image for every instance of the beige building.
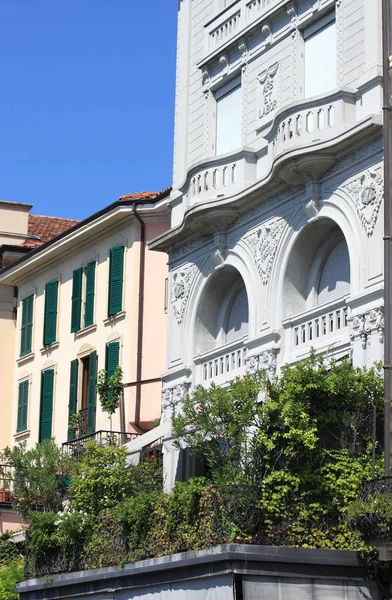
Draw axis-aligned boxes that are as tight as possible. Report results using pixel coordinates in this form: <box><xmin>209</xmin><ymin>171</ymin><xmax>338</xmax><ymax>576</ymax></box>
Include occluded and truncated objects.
<box><xmin>0</xmin><ymin>191</ymin><xmax>170</xmax><ymax>456</ymax></box>
<box><xmin>0</xmin><ymin>201</ymin><xmax>79</xmax><ymax>453</ymax></box>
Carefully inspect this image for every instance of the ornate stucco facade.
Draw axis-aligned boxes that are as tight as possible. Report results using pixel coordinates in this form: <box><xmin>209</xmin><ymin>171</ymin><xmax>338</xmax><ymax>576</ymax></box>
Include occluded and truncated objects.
<box><xmin>142</xmin><ymin>0</ymin><xmax>385</xmax><ymax>491</ymax></box>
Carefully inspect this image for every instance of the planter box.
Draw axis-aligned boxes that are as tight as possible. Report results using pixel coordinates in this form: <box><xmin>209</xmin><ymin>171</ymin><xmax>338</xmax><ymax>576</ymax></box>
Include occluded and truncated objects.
<box><xmin>17</xmin><ymin>544</ymin><xmax>380</xmax><ymax>600</ymax></box>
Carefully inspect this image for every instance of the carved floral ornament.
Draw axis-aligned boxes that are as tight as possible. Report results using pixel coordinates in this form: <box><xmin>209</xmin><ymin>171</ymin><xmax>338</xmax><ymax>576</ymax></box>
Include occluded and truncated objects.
<box><xmin>342</xmin><ymin>169</ymin><xmax>383</xmax><ymax>236</ymax></box>
<box><xmin>245</xmin><ymin>219</ymin><xmax>285</xmax><ymax>284</ymax></box>
<box><xmin>349</xmin><ymin>307</ymin><xmax>384</xmax><ymax>349</ymax></box>
<box><xmin>161</xmin><ymin>383</ymin><xmax>190</xmax><ymax>422</ymax></box>
<box><xmin>170</xmin><ymin>265</ymin><xmax>198</xmax><ymax>325</ymax></box>
<box><xmin>246</xmin><ymin>349</ymin><xmax>277</xmax><ymax>377</ymax></box>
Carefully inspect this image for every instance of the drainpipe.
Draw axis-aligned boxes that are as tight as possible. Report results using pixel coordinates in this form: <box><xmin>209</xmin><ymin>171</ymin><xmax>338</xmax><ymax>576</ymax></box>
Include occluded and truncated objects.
<box><xmin>382</xmin><ymin>0</ymin><xmax>392</xmax><ymax>476</ymax></box>
<box><xmin>132</xmin><ymin>204</ymin><xmax>146</xmax><ymax>434</ymax></box>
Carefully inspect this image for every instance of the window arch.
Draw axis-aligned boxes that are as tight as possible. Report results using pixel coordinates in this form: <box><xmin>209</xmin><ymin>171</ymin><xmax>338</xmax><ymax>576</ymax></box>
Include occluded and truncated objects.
<box><xmin>317</xmin><ymin>238</ymin><xmax>350</xmax><ymax>306</ymax></box>
<box><xmin>283</xmin><ymin>219</ymin><xmax>351</xmax><ymax>319</ymax></box>
<box><xmin>194</xmin><ymin>267</ymin><xmax>249</xmax><ymax>354</ymax></box>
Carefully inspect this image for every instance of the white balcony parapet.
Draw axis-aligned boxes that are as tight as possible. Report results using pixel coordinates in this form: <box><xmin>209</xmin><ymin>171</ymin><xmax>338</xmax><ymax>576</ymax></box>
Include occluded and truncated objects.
<box><xmin>265</xmin><ymin>88</ymin><xmax>357</xmax><ymax>159</ymax></box>
<box><xmin>194</xmin><ymin>340</ymin><xmax>247</xmax><ymax>386</ymax></box>
<box><xmin>203</xmin><ymin>0</ymin><xmax>283</xmax><ymax>58</ymax></box>
<box><xmin>209</xmin><ymin>10</ymin><xmax>241</xmax><ymax>50</ymax></box>
<box><xmin>293</xmin><ymin>305</ymin><xmax>348</xmax><ymax>348</ymax></box>
<box><xmin>282</xmin><ymin>299</ymin><xmax>350</xmax><ymax>363</ymax></box>
<box><xmin>182</xmin><ymin>149</ymin><xmax>257</xmax><ymax>207</ymax></box>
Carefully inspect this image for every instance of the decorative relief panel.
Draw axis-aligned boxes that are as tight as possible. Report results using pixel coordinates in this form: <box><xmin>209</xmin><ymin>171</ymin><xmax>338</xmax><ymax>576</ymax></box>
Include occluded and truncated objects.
<box><xmin>342</xmin><ymin>169</ymin><xmax>383</xmax><ymax>236</ymax></box>
<box><xmin>258</xmin><ymin>61</ymin><xmax>280</xmax><ymax>126</ymax></box>
<box><xmin>349</xmin><ymin>307</ymin><xmax>384</xmax><ymax>349</ymax></box>
<box><xmin>245</xmin><ymin>219</ymin><xmax>285</xmax><ymax>284</ymax></box>
<box><xmin>162</xmin><ymin>383</ymin><xmax>191</xmax><ymax>423</ymax></box>
<box><xmin>170</xmin><ymin>265</ymin><xmax>198</xmax><ymax>324</ymax></box>
<box><xmin>246</xmin><ymin>349</ymin><xmax>277</xmax><ymax>377</ymax></box>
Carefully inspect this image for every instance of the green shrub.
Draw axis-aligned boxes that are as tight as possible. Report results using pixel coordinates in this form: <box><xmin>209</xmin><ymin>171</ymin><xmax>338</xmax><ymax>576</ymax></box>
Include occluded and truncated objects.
<box><xmin>2</xmin><ymin>440</ymin><xmax>70</xmax><ymax>519</ymax></box>
<box><xmin>0</xmin><ymin>534</ymin><xmax>20</xmax><ymax>568</ymax></box>
<box><xmin>0</xmin><ymin>559</ymin><xmax>24</xmax><ymax>600</ymax></box>
<box><xmin>25</xmin><ymin>511</ymin><xmax>93</xmax><ymax>578</ymax></box>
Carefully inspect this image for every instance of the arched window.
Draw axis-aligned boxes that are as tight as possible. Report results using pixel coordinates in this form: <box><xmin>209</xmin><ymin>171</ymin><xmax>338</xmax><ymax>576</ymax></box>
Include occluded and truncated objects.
<box><xmin>225</xmin><ymin>285</ymin><xmax>249</xmax><ymax>343</ymax></box>
<box><xmin>317</xmin><ymin>238</ymin><xmax>350</xmax><ymax>306</ymax></box>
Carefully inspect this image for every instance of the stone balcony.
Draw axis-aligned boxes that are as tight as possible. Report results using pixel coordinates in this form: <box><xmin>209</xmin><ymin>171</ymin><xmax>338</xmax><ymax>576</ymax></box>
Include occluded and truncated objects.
<box><xmin>203</xmin><ymin>0</ymin><xmax>287</xmax><ymax>63</ymax></box>
<box><xmin>194</xmin><ymin>338</ymin><xmax>248</xmax><ymax>386</ymax></box>
<box><xmin>181</xmin><ymin>149</ymin><xmax>257</xmax><ymax>208</ymax></box>
<box><xmin>282</xmin><ymin>298</ymin><xmax>350</xmax><ymax>364</ymax></box>
<box><xmin>264</xmin><ymin>88</ymin><xmax>357</xmax><ymax>184</ymax></box>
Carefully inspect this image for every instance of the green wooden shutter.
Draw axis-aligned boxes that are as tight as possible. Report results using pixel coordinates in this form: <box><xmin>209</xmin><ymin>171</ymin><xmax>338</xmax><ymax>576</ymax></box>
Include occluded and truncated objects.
<box><xmin>20</xmin><ymin>295</ymin><xmax>33</xmax><ymax>356</ymax></box>
<box><xmin>108</xmin><ymin>246</ymin><xmax>124</xmax><ymax>316</ymax></box>
<box><xmin>105</xmin><ymin>341</ymin><xmax>120</xmax><ymax>378</ymax></box>
<box><xmin>87</xmin><ymin>351</ymin><xmax>97</xmax><ymax>434</ymax></box>
<box><xmin>17</xmin><ymin>380</ymin><xmax>29</xmax><ymax>433</ymax></box>
<box><xmin>71</xmin><ymin>268</ymin><xmax>82</xmax><ymax>333</ymax></box>
<box><xmin>84</xmin><ymin>261</ymin><xmax>96</xmax><ymax>327</ymax></box>
<box><xmin>43</xmin><ymin>281</ymin><xmax>58</xmax><ymax>346</ymax></box>
<box><xmin>39</xmin><ymin>369</ymin><xmax>54</xmax><ymax>442</ymax></box>
<box><xmin>68</xmin><ymin>359</ymin><xmax>79</xmax><ymax>440</ymax></box>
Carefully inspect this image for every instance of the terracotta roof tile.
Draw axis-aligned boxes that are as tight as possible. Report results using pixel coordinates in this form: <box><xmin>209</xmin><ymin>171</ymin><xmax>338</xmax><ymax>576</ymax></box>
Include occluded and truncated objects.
<box><xmin>117</xmin><ymin>191</ymin><xmax>158</xmax><ymax>201</ymax></box>
<box><xmin>23</xmin><ymin>214</ymin><xmax>79</xmax><ymax>248</ymax></box>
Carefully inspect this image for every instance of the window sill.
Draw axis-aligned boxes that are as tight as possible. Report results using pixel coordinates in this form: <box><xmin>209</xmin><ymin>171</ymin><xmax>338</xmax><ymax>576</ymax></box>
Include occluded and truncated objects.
<box><xmin>14</xmin><ymin>429</ymin><xmax>30</xmax><ymax>442</ymax></box>
<box><xmin>75</xmin><ymin>324</ymin><xmax>97</xmax><ymax>338</ymax></box>
<box><xmin>104</xmin><ymin>311</ymin><xmax>126</xmax><ymax>325</ymax></box>
<box><xmin>40</xmin><ymin>341</ymin><xmax>60</xmax><ymax>354</ymax></box>
<box><xmin>17</xmin><ymin>353</ymin><xmax>35</xmax><ymax>366</ymax></box>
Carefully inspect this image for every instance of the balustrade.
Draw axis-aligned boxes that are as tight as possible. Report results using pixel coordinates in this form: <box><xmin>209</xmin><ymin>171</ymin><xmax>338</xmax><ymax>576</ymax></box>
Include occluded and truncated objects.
<box><xmin>268</xmin><ymin>90</ymin><xmax>356</xmax><ymax>158</ymax></box>
<box><xmin>293</xmin><ymin>305</ymin><xmax>348</xmax><ymax>348</ymax></box>
<box><xmin>200</xmin><ymin>346</ymin><xmax>247</xmax><ymax>384</ymax></box>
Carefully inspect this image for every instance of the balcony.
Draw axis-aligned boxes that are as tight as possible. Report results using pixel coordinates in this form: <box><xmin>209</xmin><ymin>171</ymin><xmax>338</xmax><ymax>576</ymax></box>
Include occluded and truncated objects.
<box><xmin>265</xmin><ymin>89</ymin><xmax>357</xmax><ymax>183</ymax></box>
<box><xmin>62</xmin><ymin>430</ymin><xmax>141</xmax><ymax>457</ymax></box>
<box><xmin>182</xmin><ymin>149</ymin><xmax>256</xmax><ymax>208</ymax></box>
<box><xmin>203</xmin><ymin>0</ymin><xmax>285</xmax><ymax>61</ymax></box>
<box><xmin>282</xmin><ymin>299</ymin><xmax>350</xmax><ymax>363</ymax></box>
<box><xmin>194</xmin><ymin>339</ymin><xmax>247</xmax><ymax>386</ymax></box>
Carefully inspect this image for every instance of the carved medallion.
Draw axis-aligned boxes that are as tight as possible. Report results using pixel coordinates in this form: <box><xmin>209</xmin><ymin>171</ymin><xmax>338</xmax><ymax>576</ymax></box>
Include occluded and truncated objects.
<box><xmin>170</xmin><ymin>265</ymin><xmax>198</xmax><ymax>324</ymax></box>
<box><xmin>245</xmin><ymin>219</ymin><xmax>285</xmax><ymax>284</ymax></box>
<box><xmin>343</xmin><ymin>169</ymin><xmax>383</xmax><ymax>236</ymax></box>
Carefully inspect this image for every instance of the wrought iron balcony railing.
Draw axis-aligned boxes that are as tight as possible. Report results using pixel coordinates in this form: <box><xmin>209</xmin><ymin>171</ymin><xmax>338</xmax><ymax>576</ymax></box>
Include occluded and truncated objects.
<box><xmin>62</xmin><ymin>430</ymin><xmax>141</xmax><ymax>457</ymax></box>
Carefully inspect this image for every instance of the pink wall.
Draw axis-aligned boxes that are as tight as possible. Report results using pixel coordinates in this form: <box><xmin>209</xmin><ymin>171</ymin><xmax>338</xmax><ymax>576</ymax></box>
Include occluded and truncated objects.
<box><xmin>0</xmin><ymin>508</ymin><xmax>24</xmax><ymax>534</ymax></box>
<box><xmin>125</xmin><ymin>219</ymin><xmax>169</xmax><ymax>431</ymax></box>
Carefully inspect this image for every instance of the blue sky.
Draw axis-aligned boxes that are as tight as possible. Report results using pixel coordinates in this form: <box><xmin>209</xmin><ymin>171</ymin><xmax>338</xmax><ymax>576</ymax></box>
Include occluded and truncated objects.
<box><xmin>0</xmin><ymin>1</ymin><xmax>178</xmax><ymax>220</ymax></box>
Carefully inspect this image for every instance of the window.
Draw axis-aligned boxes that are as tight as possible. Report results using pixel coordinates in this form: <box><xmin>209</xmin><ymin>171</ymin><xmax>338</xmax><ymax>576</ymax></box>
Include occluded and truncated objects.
<box><xmin>67</xmin><ymin>351</ymin><xmax>97</xmax><ymax>438</ymax></box>
<box><xmin>39</xmin><ymin>369</ymin><xmax>54</xmax><ymax>442</ymax></box>
<box><xmin>317</xmin><ymin>238</ymin><xmax>350</xmax><ymax>305</ymax></box>
<box><xmin>71</xmin><ymin>261</ymin><xmax>96</xmax><ymax>333</ymax></box>
<box><xmin>68</xmin><ymin>359</ymin><xmax>79</xmax><ymax>440</ymax></box>
<box><xmin>304</xmin><ymin>13</ymin><xmax>336</xmax><ymax>98</ymax></box>
<box><xmin>20</xmin><ymin>295</ymin><xmax>33</xmax><ymax>356</ymax></box>
<box><xmin>106</xmin><ymin>341</ymin><xmax>120</xmax><ymax>378</ymax></box>
<box><xmin>17</xmin><ymin>380</ymin><xmax>29</xmax><ymax>433</ymax></box>
<box><xmin>216</xmin><ymin>78</ymin><xmax>242</xmax><ymax>155</ymax></box>
<box><xmin>225</xmin><ymin>285</ymin><xmax>249</xmax><ymax>344</ymax></box>
<box><xmin>108</xmin><ymin>246</ymin><xmax>124</xmax><ymax>316</ymax></box>
<box><xmin>43</xmin><ymin>281</ymin><xmax>58</xmax><ymax>346</ymax></box>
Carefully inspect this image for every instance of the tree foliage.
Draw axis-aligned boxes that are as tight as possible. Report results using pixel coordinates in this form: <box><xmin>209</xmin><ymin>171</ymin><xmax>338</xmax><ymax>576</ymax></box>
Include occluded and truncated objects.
<box><xmin>2</xmin><ymin>440</ymin><xmax>71</xmax><ymax>519</ymax></box>
<box><xmin>173</xmin><ymin>353</ymin><xmax>384</xmax><ymax>548</ymax></box>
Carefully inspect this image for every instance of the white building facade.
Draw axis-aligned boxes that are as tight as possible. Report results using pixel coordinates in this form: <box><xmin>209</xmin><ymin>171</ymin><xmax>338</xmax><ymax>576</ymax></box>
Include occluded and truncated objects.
<box><xmin>140</xmin><ymin>0</ymin><xmax>384</xmax><ymax>490</ymax></box>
